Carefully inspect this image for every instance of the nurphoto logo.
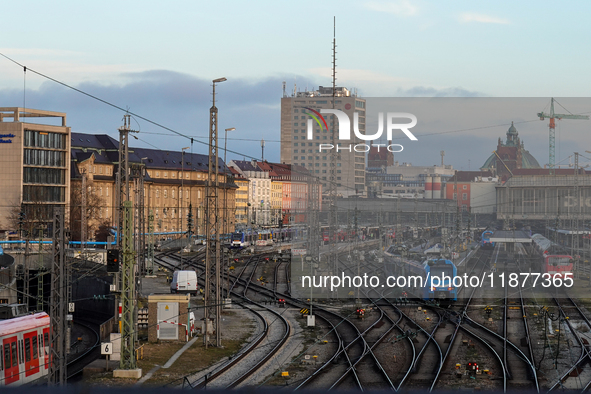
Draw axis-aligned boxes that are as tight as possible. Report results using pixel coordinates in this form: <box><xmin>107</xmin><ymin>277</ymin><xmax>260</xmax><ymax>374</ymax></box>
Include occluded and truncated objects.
<box><xmin>303</xmin><ymin>107</ymin><xmax>418</xmax><ymax>153</ymax></box>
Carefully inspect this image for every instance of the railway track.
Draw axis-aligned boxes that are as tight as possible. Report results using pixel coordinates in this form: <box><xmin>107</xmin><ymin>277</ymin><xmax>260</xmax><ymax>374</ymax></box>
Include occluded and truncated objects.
<box><xmin>157</xmin><ymin>253</ymin><xmax>292</xmax><ymax>389</ymax></box>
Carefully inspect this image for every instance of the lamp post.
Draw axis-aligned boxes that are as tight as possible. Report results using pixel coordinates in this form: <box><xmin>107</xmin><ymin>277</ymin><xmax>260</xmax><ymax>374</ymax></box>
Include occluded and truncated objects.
<box><xmin>204</xmin><ymin>76</ymin><xmax>226</xmax><ymax>348</ymax></box>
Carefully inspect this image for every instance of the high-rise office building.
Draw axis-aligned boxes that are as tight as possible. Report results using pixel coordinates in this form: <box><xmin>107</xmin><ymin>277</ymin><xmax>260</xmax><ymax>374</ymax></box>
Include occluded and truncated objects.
<box><xmin>280</xmin><ymin>86</ymin><xmax>366</xmax><ymax>197</ymax></box>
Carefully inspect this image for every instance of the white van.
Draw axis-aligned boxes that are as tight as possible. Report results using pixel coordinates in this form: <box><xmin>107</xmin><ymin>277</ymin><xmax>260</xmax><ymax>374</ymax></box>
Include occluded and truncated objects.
<box><xmin>170</xmin><ymin>270</ymin><xmax>198</xmax><ymax>295</ymax></box>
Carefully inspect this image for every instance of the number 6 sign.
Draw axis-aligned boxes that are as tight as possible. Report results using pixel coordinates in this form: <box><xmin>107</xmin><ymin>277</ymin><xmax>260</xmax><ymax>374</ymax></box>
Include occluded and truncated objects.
<box><xmin>101</xmin><ymin>342</ymin><xmax>113</xmax><ymax>355</ymax></box>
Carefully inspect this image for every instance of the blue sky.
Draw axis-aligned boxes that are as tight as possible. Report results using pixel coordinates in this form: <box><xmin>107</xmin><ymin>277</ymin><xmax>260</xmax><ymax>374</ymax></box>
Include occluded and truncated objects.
<box><xmin>2</xmin><ymin>0</ymin><xmax>591</xmax><ymax>169</ymax></box>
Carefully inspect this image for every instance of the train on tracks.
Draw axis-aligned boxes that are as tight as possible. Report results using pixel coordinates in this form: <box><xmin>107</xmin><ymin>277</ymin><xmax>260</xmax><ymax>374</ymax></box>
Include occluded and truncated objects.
<box><xmin>0</xmin><ymin>312</ymin><xmax>49</xmax><ymax>386</ymax></box>
<box><xmin>531</xmin><ymin>233</ymin><xmax>573</xmax><ymax>277</ymax></box>
<box><xmin>230</xmin><ymin>227</ymin><xmax>304</xmax><ymax>249</ymax></box>
<box><xmin>480</xmin><ymin>230</ymin><xmax>495</xmax><ymax>250</ymax></box>
<box><xmin>384</xmin><ymin>245</ymin><xmax>457</xmax><ymax>301</ymax></box>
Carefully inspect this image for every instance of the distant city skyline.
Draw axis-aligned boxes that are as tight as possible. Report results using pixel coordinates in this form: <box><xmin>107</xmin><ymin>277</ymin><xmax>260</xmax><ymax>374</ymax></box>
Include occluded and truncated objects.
<box><xmin>2</xmin><ymin>1</ymin><xmax>591</xmax><ymax>169</ymax></box>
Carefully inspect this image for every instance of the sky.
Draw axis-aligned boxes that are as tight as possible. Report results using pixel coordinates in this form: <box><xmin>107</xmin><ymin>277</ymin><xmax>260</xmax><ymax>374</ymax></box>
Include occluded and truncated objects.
<box><xmin>2</xmin><ymin>0</ymin><xmax>591</xmax><ymax>170</ymax></box>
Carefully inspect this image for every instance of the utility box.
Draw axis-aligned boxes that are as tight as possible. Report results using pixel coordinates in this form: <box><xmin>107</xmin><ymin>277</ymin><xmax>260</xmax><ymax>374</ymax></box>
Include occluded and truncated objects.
<box><xmin>148</xmin><ymin>294</ymin><xmax>190</xmax><ymax>343</ymax></box>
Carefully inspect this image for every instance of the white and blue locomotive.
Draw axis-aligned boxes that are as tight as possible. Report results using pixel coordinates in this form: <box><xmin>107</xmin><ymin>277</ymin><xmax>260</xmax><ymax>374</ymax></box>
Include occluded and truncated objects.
<box><xmin>480</xmin><ymin>230</ymin><xmax>495</xmax><ymax>249</ymax></box>
<box><xmin>384</xmin><ymin>245</ymin><xmax>457</xmax><ymax>301</ymax></box>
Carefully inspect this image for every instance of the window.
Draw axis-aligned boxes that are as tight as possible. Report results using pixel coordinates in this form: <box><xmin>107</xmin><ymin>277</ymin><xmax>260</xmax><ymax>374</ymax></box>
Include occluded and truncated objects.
<box><xmin>164</xmin><ymin>172</ymin><xmax>168</xmax><ymax>178</ymax></box>
<box><xmin>25</xmin><ymin>338</ymin><xmax>31</xmax><ymax>362</ymax></box>
<box><xmin>32</xmin><ymin>337</ymin><xmax>37</xmax><ymax>359</ymax></box>
<box><xmin>106</xmin><ymin>187</ymin><xmax>109</xmax><ymax>197</ymax></box>
<box><xmin>156</xmin><ymin>189</ymin><xmax>160</xmax><ymax>198</ymax></box>
<box><xmin>462</xmin><ymin>193</ymin><xmax>467</xmax><ymax>200</ymax></box>
<box><xmin>4</xmin><ymin>344</ymin><xmax>9</xmax><ymax>368</ymax></box>
<box><xmin>99</xmin><ymin>166</ymin><xmax>103</xmax><ymax>174</ymax></box>
<box><xmin>172</xmin><ymin>189</ymin><xmax>175</xmax><ymax>199</ymax></box>
<box><xmin>164</xmin><ymin>189</ymin><xmax>168</xmax><ymax>198</ymax></box>
<box><xmin>12</xmin><ymin>342</ymin><xmax>17</xmax><ymax>366</ymax></box>
<box><xmin>453</xmin><ymin>193</ymin><xmax>457</xmax><ymax>200</ymax></box>
<box><xmin>156</xmin><ymin>171</ymin><xmax>160</xmax><ymax>177</ymax></box>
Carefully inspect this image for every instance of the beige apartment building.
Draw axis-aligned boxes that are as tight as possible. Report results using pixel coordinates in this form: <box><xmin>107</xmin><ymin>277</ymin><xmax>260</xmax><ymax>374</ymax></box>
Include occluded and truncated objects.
<box><xmin>0</xmin><ymin>108</ymin><xmax>71</xmax><ymax>231</ymax></box>
<box><xmin>230</xmin><ymin>167</ymin><xmax>250</xmax><ymax>226</ymax></box>
<box><xmin>71</xmin><ymin>132</ymin><xmax>237</xmax><ymax>239</ymax></box>
<box><xmin>280</xmin><ymin>86</ymin><xmax>366</xmax><ymax>197</ymax></box>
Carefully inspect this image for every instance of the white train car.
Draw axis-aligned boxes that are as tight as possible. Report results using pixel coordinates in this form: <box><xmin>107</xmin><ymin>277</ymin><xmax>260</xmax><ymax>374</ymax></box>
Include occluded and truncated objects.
<box><xmin>1</xmin><ymin>312</ymin><xmax>50</xmax><ymax>386</ymax></box>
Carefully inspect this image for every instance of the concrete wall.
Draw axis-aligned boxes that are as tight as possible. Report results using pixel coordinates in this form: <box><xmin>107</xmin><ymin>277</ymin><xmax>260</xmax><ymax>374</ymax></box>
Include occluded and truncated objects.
<box><xmin>470</xmin><ymin>183</ymin><xmax>497</xmax><ymax>214</ymax></box>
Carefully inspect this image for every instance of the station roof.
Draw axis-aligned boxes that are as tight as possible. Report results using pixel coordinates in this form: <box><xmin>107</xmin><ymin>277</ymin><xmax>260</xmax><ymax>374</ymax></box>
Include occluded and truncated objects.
<box><xmin>490</xmin><ymin>230</ymin><xmax>532</xmax><ymax>243</ymax></box>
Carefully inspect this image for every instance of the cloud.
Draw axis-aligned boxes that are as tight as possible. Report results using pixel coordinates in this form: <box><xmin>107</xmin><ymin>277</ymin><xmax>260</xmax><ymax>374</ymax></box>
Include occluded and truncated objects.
<box><xmin>0</xmin><ymin>71</ymin><xmax>293</xmax><ymax>162</ymax></box>
<box><xmin>459</xmin><ymin>12</ymin><xmax>509</xmax><ymax>25</ymax></box>
<box><xmin>396</xmin><ymin>86</ymin><xmax>488</xmax><ymax>97</ymax></box>
<box><xmin>308</xmin><ymin>67</ymin><xmax>407</xmax><ymax>83</ymax></box>
<box><xmin>364</xmin><ymin>0</ymin><xmax>418</xmax><ymax>16</ymax></box>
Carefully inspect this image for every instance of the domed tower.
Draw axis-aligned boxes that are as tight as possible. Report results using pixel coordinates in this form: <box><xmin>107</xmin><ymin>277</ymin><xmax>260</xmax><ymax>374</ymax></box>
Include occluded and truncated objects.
<box><xmin>480</xmin><ymin>121</ymin><xmax>541</xmax><ymax>176</ymax></box>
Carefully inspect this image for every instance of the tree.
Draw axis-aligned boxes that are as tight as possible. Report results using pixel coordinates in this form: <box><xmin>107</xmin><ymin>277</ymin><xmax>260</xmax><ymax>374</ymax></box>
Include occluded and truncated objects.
<box><xmin>69</xmin><ymin>180</ymin><xmax>109</xmax><ymax>242</ymax></box>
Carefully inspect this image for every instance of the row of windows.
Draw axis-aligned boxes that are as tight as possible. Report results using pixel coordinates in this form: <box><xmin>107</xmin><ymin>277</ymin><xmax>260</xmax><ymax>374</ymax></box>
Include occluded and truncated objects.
<box><xmin>85</xmin><ymin>165</ymin><xmax>111</xmax><ymax>175</ymax></box>
<box><xmin>23</xmin><ymin>185</ymin><xmax>66</xmax><ymax>202</ymax></box>
<box><xmin>23</xmin><ymin>168</ymin><xmax>66</xmax><ymax>185</ymax></box>
<box><xmin>24</xmin><ymin>130</ymin><xmax>66</xmax><ymax>150</ymax></box>
<box><xmin>1</xmin><ymin>332</ymin><xmax>47</xmax><ymax>371</ymax></box>
<box><xmin>24</xmin><ymin>149</ymin><xmax>66</xmax><ymax>167</ymax></box>
<box><xmin>154</xmin><ymin>189</ymin><xmax>196</xmax><ymax>199</ymax></box>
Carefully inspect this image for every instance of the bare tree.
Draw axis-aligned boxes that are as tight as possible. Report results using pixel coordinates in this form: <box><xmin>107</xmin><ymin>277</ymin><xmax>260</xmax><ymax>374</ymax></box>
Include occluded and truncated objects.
<box><xmin>69</xmin><ymin>180</ymin><xmax>108</xmax><ymax>242</ymax></box>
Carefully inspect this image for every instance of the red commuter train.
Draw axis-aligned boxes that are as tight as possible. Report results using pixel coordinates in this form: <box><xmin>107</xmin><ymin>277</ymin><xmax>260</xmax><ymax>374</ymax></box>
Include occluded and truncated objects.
<box><xmin>531</xmin><ymin>233</ymin><xmax>573</xmax><ymax>278</ymax></box>
<box><xmin>1</xmin><ymin>312</ymin><xmax>50</xmax><ymax>386</ymax></box>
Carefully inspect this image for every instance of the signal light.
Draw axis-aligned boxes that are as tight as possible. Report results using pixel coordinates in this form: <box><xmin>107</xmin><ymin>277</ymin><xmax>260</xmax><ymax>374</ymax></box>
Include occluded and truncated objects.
<box><xmin>107</xmin><ymin>249</ymin><xmax>120</xmax><ymax>273</ymax></box>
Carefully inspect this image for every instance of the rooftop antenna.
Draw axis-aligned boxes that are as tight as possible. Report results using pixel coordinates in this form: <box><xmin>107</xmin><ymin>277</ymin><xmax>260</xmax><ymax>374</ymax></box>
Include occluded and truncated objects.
<box><xmin>440</xmin><ymin>150</ymin><xmax>445</xmax><ymax>166</ymax></box>
<box><xmin>328</xmin><ymin>15</ymin><xmax>339</xmax><ymax>296</ymax></box>
<box><xmin>282</xmin><ymin>81</ymin><xmax>286</xmax><ymax>98</ymax></box>
<box><xmin>261</xmin><ymin>138</ymin><xmax>265</xmax><ymax>161</ymax></box>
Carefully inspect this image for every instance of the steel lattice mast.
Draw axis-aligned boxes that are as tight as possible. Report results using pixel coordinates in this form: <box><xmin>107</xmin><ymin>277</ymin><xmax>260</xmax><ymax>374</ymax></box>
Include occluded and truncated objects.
<box><xmin>116</xmin><ymin>115</ymin><xmax>138</xmax><ymax>370</ymax></box>
<box><xmin>537</xmin><ymin>98</ymin><xmax>588</xmax><ymax>175</ymax></box>
<box><xmin>204</xmin><ymin>77</ymin><xmax>226</xmax><ymax>348</ymax></box>
<box><xmin>48</xmin><ymin>207</ymin><xmax>67</xmax><ymax>385</ymax></box>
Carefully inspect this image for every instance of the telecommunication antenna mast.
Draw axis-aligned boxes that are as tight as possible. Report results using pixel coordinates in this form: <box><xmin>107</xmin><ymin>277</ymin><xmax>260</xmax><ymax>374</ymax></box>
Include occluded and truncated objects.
<box><xmin>328</xmin><ymin>17</ymin><xmax>339</xmax><ymax>289</ymax></box>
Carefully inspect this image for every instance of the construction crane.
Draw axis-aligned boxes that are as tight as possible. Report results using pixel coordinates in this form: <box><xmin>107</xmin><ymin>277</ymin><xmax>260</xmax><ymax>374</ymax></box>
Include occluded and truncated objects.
<box><xmin>537</xmin><ymin>98</ymin><xmax>588</xmax><ymax>175</ymax></box>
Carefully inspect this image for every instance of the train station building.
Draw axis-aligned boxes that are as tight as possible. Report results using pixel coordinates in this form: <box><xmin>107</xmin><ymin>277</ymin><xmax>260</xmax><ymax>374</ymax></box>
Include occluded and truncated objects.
<box><xmin>0</xmin><ymin>108</ymin><xmax>71</xmax><ymax>231</ymax></box>
<box><xmin>0</xmin><ymin>107</ymin><xmax>237</xmax><ymax>240</ymax></box>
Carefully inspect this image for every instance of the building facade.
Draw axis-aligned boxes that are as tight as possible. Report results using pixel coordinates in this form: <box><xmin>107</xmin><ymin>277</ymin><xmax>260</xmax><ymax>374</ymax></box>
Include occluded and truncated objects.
<box><xmin>496</xmin><ymin>170</ymin><xmax>591</xmax><ymax>221</ymax></box>
<box><xmin>280</xmin><ymin>86</ymin><xmax>366</xmax><ymax>197</ymax></box>
<box><xmin>480</xmin><ymin>122</ymin><xmax>541</xmax><ymax>178</ymax></box>
<box><xmin>0</xmin><ymin>108</ymin><xmax>71</xmax><ymax>232</ymax></box>
<box><xmin>228</xmin><ymin>160</ymin><xmax>272</xmax><ymax>226</ymax></box>
<box><xmin>367</xmin><ymin>163</ymin><xmax>455</xmax><ymax>199</ymax></box>
<box><xmin>230</xmin><ymin>167</ymin><xmax>250</xmax><ymax>227</ymax></box>
<box><xmin>70</xmin><ymin>133</ymin><xmax>237</xmax><ymax>239</ymax></box>
<box><xmin>445</xmin><ymin>171</ymin><xmax>497</xmax><ymax>213</ymax></box>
